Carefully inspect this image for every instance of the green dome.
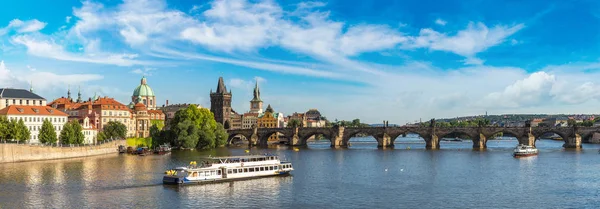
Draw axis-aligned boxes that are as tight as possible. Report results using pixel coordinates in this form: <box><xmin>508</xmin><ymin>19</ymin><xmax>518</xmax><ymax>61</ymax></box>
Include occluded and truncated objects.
<box><xmin>132</xmin><ymin>76</ymin><xmax>155</xmax><ymax>97</ymax></box>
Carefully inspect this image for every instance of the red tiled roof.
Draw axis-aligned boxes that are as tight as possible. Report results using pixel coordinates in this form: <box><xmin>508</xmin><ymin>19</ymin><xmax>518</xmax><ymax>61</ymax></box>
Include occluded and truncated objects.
<box><xmin>243</xmin><ymin>113</ymin><xmax>259</xmax><ymax>117</ymax></box>
<box><xmin>75</xmin><ymin>97</ymin><xmax>129</xmax><ymax>111</ymax></box>
<box><xmin>0</xmin><ymin>105</ymin><xmax>68</xmax><ymax>116</ymax></box>
<box><xmin>148</xmin><ymin>109</ymin><xmax>164</xmax><ymax>115</ymax></box>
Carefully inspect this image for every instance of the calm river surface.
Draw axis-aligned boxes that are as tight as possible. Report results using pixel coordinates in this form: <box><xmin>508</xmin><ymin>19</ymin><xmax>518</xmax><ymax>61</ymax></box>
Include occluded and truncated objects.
<box><xmin>1</xmin><ymin>137</ymin><xmax>600</xmax><ymax>209</ymax></box>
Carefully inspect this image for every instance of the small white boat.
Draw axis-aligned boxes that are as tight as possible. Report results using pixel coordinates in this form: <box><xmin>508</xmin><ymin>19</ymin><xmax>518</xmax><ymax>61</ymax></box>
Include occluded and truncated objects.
<box><xmin>163</xmin><ymin>154</ymin><xmax>293</xmax><ymax>185</ymax></box>
<box><xmin>513</xmin><ymin>144</ymin><xmax>538</xmax><ymax>158</ymax></box>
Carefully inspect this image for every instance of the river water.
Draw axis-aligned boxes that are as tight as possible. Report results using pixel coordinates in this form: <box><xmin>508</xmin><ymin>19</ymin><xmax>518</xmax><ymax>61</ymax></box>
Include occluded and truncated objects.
<box><xmin>1</xmin><ymin>137</ymin><xmax>599</xmax><ymax>209</ymax></box>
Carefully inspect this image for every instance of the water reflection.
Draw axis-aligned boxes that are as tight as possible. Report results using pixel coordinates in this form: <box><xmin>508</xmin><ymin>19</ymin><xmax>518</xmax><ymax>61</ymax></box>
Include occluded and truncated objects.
<box><xmin>1</xmin><ymin>140</ymin><xmax>600</xmax><ymax>208</ymax></box>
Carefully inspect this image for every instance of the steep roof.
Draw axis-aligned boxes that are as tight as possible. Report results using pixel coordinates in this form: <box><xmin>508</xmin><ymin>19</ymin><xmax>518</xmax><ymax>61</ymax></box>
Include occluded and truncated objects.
<box><xmin>251</xmin><ymin>80</ymin><xmax>262</xmax><ymax>102</ymax></box>
<box><xmin>0</xmin><ymin>105</ymin><xmax>68</xmax><ymax>116</ymax></box>
<box><xmin>215</xmin><ymin>77</ymin><xmax>228</xmax><ymax>94</ymax></box>
<box><xmin>0</xmin><ymin>88</ymin><xmax>45</xmax><ymax>100</ymax></box>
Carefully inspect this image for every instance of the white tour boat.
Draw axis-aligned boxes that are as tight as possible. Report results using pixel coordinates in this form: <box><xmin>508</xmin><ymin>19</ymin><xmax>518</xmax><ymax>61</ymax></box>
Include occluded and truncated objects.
<box><xmin>513</xmin><ymin>144</ymin><xmax>538</xmax><ymax>158</ymax></box>
<box><xmin>163</xmin><ymin>154</ymin><xmax>293</xmax><ymax>185</ymax></box>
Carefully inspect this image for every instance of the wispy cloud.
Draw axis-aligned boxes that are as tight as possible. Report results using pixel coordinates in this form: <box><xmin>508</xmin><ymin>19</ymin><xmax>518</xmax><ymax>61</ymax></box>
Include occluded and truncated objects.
<box><xmin>0</xmin><ymin>19</ymin><xmax>47</xmax><ymax>35</ymax></box>
<box><xmin>435</xmin><ymin>18</ymin><xmax>447</xmax><ymax>26</ymax></box>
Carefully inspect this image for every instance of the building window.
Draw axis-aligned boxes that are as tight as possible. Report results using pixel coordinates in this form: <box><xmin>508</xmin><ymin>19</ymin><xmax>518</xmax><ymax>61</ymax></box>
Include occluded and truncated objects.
<box><xmin>26</xmin><ymin>100</ymin><xmax>29</xmax><ymax>105</ymax></box>
<box><xmin>5</xmin><ymin>99</ymin><xmax>7</xmax><ymax>105</ymax></box>
<box><xmin>19</xmin><ymin>100</ymin><xmax>22</xmax><ymax>105</ymax></box>
<box><xmin>12</xmin><ymin>99</ymin><xmax>15</xmax><ymax>104</ymax></box>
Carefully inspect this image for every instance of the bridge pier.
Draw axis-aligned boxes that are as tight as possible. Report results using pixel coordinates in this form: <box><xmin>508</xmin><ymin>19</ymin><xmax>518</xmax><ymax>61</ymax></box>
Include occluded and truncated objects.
<box><xmin>563</xmin><ymin>134</ymin><xmax>582</xmax><ymax>149</ymax></box>
<box><xmin>424</xmin><ymin>135</ymin><xmax>439</xmax><ymax>149</ymax></box>
<box><xmin>518</xmin><ymin>133</ymin><xmax>535</xmax><ymax>147</ymax></box>
<box><xmin>376</xmin><ymin>133</ymin><xmax>393</xmax><ymax>148</ymax></box>
<box><xmin>289</xmin><ymin>134</ymin><xmax>302</xmax><ymax>146</ymax></box>
<box><xmin>249</xmin><ymin>133</ymin><xmax>259</xmax><ymax>147</ymax></box>
<box><xmin>473</xmin><ymin>133</ymin><xmax>487</xmax><ymax>149</ymax></box>
<box><xmin>330</xmin><ymin>126</ymin><xmax>347</xmax><ymax>148</ymax></box>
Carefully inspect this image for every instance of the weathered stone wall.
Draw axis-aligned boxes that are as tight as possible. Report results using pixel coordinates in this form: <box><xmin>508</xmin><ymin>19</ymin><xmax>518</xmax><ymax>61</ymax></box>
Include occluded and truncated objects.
<box><xmin>590</xmin><ymin>133</ymin><xmax>600</xmax><ymax>144</ymax></box>
<box><xmin>0</xmin><ymin>140</ymin><xmax>126</xmax><ymax>163</ymax></box>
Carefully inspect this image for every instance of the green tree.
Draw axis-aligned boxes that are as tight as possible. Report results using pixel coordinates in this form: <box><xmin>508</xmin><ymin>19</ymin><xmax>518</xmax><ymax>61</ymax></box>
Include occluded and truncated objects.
<box><xmin>16</xmin><ymin>119</ymin><xmax>30</xmax><ymax>143</ymax></box>
<box><xmin>170</xmin><ymin>105</ymin><xmax>228</xmax><ymax>149</ymax></box>
<box><xmin>214</xmin><ymin>123</ymin><xmax>228</xmax><ymax>147</ymax></box>
<box><xmin>104</xmin><ymin>121</ymin><xmax>127</xmax><ymax>139</ymax></box>
<box><xmin>71</xmin><ymin>120</ymin><xmax>85</xmax><ymax>145</ymax></box>
<box><xmin>175</xmin><ymin>119</ymin><xmax>199</xmax><ymax>148</ymax></box>
<box><xmin>97</xmin><ymin>131</ymin><xmax>107</xmax><ymax>142</ymax></box>
<box><xmin>287</xmin><ymin>119</ymin><xmax>302</xmax><ymax>127</ymax></box>
<box><xmin>0</xmin><ymin>116</ymin><xmax>9</xmax><ymax>141</ymax></box>
<box><xmin>38</xmin><ymin>119</ymin><xmax>57</xmax><ymax>144</ymax></box>
<box><xmin>59</xmin><ymin>122</ymin><xmax>74</xmax><ymax>144</ymax></box>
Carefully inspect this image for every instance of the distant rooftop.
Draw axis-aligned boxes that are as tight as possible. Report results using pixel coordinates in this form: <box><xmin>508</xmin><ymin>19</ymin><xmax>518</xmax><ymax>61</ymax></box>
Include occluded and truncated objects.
<box><xmin>0</xmin><ymin>88</ymin><xmax>45</xmax><ymax>100</ymax></box>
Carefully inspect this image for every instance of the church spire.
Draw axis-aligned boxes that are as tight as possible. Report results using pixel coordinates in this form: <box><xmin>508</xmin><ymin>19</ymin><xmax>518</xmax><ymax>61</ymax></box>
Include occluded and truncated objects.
<box><xmin>252</xmin><ymin>78</ymin><xmax>261</xmax><ymax>102</ymax></box>
<box><xmin>215</xmin><ymin>77</ymin><xmax>227</xmax><ymax>94</ymax></box>
<box><xmin>29</xmin><ymin>81</ymin><xmax>33</xmax><ymax>93</ymax></box>
<box><xmin>77</xmin><ymin>86</ymin><xmax>82</xmax><ymax>103</ymax></box>
<box><xmin>67</xmin><ymin>85</ymin><xmax>71</xmax><ymax>99</ymax></box>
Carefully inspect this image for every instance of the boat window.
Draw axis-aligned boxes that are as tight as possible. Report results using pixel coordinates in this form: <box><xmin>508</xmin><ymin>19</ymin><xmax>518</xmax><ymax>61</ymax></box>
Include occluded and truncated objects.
<box><xmin>269</xmin><ymin>166</ymin><xmax>273</xmax><ymax>170</ymax></box>
<box><xmin>244</xmin><ymin>168</ymin><xmax>248</xmax><ymax>172</ymax></box>
<box><xmin>228</xmin><ymin>169</ymin><xmax>232</xmax><ymax>174</ymax></box>
<box><xmin>260</xmin><ymin>167</ymin><xmax>264</xmax><ymax>171</ymax></box>
<box><xmin>233</xmin><ymin>169</ymin><xmax>238</xmax><ymax>174</ymax></box>
<box><xmin>274</xmin><ymin>166</ymin><xmax>278</xmax><ymax>170</ymax></box>
<box><xmin>211</xmin><ymin>171</ymin><xmax>216</xmax><ymax>176</ymax></box>
<box><xmin>217</xmin><ymin>170</ymin><xmax>221</xmax><ymax>175</ymax></box>
<box><xmin>205</xmin><ymin>171</ymin><xmax>210</xmax><ymax>176</ymax></box>
<box><xmin>250</xmin><ymin>168</ymin><xmax>254</xmax><ymax>172</ymax></box>
<box><xmin>238</xmin><ymin>168</ymin><xmax>242</xmax><ymax>173</ymax></box>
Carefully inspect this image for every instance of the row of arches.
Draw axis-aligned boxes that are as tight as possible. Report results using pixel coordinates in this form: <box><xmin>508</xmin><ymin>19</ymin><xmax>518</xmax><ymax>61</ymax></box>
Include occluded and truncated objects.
<box><xmin>228</xmin><ymin>129</ymin><xmax>596</xmax><ymax>148</ymax></box>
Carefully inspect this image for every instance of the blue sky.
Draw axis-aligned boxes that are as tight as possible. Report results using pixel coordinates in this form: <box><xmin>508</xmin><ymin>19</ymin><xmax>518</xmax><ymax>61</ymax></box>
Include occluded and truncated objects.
<box><xmin>2</xmin><ymin>0</ymin><xmax>600</xmax><ymax>124</ymax></box>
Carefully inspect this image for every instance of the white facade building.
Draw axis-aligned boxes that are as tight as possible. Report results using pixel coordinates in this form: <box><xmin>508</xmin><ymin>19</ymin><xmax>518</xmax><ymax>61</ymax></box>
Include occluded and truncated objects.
<box><xmin>0</xmin><ymin>105</ymin><xmax>68</xmax><ymax>144</ymax></box>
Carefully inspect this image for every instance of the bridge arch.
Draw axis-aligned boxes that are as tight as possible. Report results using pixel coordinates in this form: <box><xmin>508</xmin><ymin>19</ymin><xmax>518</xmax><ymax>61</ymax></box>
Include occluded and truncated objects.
<box><xmin>342</xmin><ymin>130</ymin><xmax>380</xmax><ymax>146</ymax></box>
<box><xmin>257</xmin><ymin>130</ymin><xmax>290</xmax><ymax>146</ymax></box>
<box><xmin>298</xmin><ymin>129</ymin><xmax>333</xmax><ymax>145</ymax></box>
<box><xmin>227</xmin><ymin>133</ymin><xmax>252</xmax><ymax>145</ymax></box>
<box><xmin>437</xmin><ymin>130</ymin><xmax>478</xmax><ymax>140</ymax></box>
<box><xmin>533</xmin><ymin>130</ymin><xmax>569</xmax><ymax>142</ymax></box>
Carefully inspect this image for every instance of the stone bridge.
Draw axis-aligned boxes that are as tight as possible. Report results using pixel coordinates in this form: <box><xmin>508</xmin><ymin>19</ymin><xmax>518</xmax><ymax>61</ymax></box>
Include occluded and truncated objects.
<box><xmin>227</xmin><ymin>124</ymin><xmax>600</xmax><ymax>149</ymax></box>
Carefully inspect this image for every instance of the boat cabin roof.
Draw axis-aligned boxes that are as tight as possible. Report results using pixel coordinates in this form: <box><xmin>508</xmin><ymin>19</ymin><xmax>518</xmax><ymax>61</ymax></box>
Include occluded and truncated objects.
<box><xmin>204</xmin><ymin>154</ymin><xmax>279</xmax><ymax>161</ymax></box>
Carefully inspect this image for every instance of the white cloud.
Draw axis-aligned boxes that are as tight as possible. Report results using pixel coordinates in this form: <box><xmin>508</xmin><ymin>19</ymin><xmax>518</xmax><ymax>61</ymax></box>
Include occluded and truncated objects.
<box><xmin>228</xmin><ymin>76</ymin><xmax>267</xmax><ymax>90</ymax></box>
<box><xmin>435</xmin><ymin>18</ymin><xmax>447</xmax><ymax>26</ymax></box>
<box><xmin>0</xmin><ymin>60</ymin><xmax>103</xmax><ymax>94</ymax></box>
<box><xmin>481</xmin><ymin>71</ymin><xmax>556</xmax><ymax>108</ymax></box>
<box><xmin>408</xmin><ymin>22</ymin><xmax>525</xmax><ymax>60</ymax></box>
<box><xmin>0</xmin><ymin>19</ymin><xmax>47</xmax><ymax>35</ymax></box>
<box><xmin>11</xmin><ymin>35</ymin><xmax>150</xmax><ymax>66</ymax></box>
<box><xmin>130</xmin><ymin>67</ymin><xmax>156</xmax><ymax>76</ymax></box>
<box><xmin>66</xmin><ymin>16</ymin><xmax>72</xmax><ymax>23</ymax></box>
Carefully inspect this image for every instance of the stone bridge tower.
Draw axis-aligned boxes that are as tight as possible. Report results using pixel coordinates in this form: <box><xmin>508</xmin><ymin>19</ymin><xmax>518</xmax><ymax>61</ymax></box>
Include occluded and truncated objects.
<box><xmin>210</xmin><ymin>77</ymin><xmax>232</xmax><ymax>129</ymax></box>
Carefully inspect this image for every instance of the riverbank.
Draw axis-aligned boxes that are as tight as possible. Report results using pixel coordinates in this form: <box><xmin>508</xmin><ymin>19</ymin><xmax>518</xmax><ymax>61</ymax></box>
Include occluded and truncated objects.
<box><xmin>0</xmin><ymin>140</ymin><xmax>126</xmax><ymax>163</ymax></box>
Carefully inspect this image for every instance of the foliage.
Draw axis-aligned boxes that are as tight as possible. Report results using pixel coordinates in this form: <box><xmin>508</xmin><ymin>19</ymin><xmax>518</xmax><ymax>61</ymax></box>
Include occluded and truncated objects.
<box><xmin>287</xmin><ymin>119</ymin><xmax>302</xmax><ymax>127</ymax></box>
<box><xmin>59</xmin><ymin>120</ymin><xmax>85</xmax><ymax>145</ymax></box>
<box><xmin>71</xmin><ymin>121</ymin><xmax>85</xmax><ymax>145</ymax></box>
<box><xmin>168</xmin><ymin>105</ymin><xmax>228</xmax><ymax>149</ymax></box>
<box><xmin>97</xmin><ymin>131</ymin><xmax>107</xmax><ymax>142</ymax></box>
<box><xmin>151</xmin><ymin>119</ymin><xmax>165</xmax><ymax>130</ymax></box>
<box><xmin>103</xmin><ymin>121</ymin><xmax>127</xmax><ymax>140</ymax></box>
<box><xmin>38</xmin><ymin>119</ymin><xmax>58</xmax><ymax>144</ymax></box>
<box><xmin>16</xmin><ymin>119</ymin><xmax>30</xmax><ymax>142</ymax></box>
<box><xmin>126</xmin><ymin>137</ymin><xmax>152</xmax><ymax>148</ymax></box>
<box><xmin>331</xmin><ymin>118</ymin><xmax>370</xmax><ymax>128</ymax></box>
<box><xmin>575</xmin><ymin>120</ymin><xmax>594</xmax><ymax>127</ymax></box>
<box><xmin>0</xmin><ymin>116</ymin><xmax>8</xmax><ymax>141</ymax></box>
<box><xmin>59</xmin><ymin>121</ymin><xmax>74</xmax><ymax>145</ymax></box>
<box><xmin>420</xmin><ymin>118</ymin><xmax>491</xmax><ymax>128</ymax></box>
